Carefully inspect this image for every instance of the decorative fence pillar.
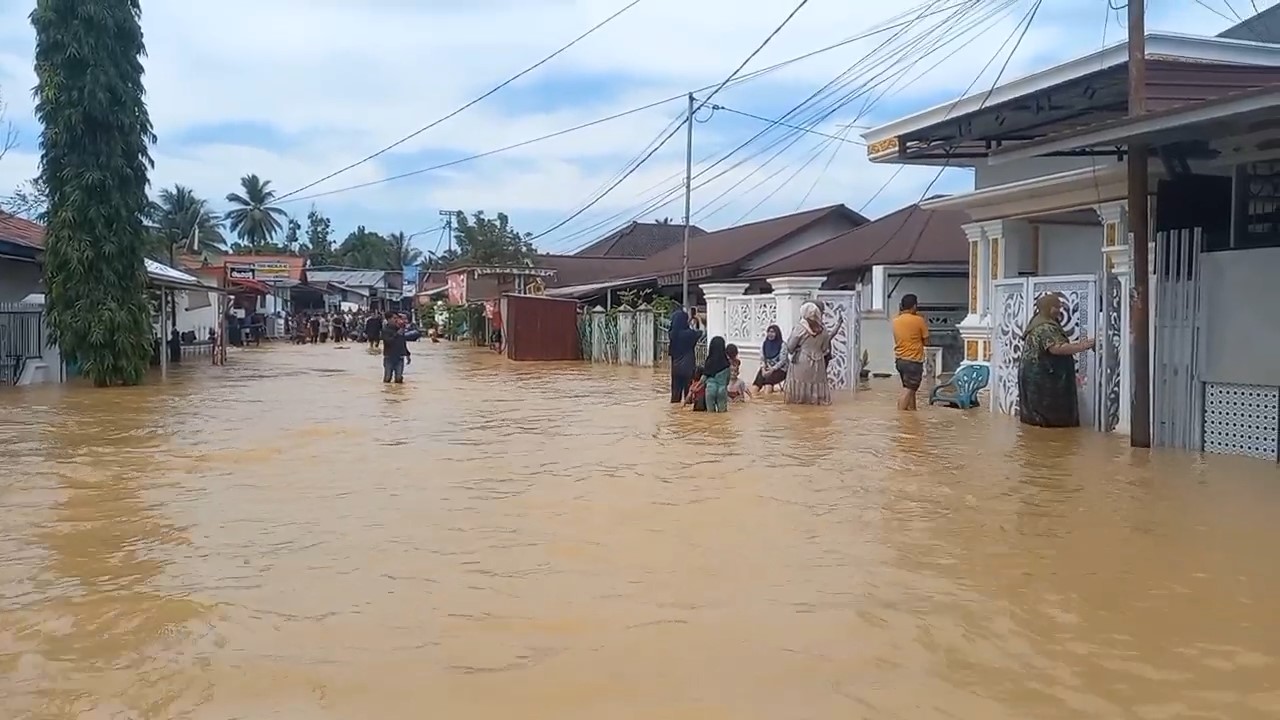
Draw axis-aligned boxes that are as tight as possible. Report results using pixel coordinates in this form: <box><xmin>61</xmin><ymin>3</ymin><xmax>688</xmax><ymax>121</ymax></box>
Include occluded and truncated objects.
<box><xmin>590</xmin><ymin>306</ymin><xmax>606</xmax><ymax>363</ymax></box>
<box><xmin>635</xmin><ymin>304</ymin><xmax>655</xmax><ymax>366</ymax></box>
<box><xmin>816</xmin><ymin>289</ymin><xmax>860</xmax><ymax>392</ymax></box>
<box><xmin>701</xmin><ymin>282</ymin><xmax>749</xmax><ymax>342</ymax></box>
<box><xmin>617</xmin><ymin>307</ymin><xmax>636</xmax><ymax>365</ymax></box>
<box><xmin>766</xmin><ymin>276</ymin><xmax>825</xmax><ymax>338</ymax></box>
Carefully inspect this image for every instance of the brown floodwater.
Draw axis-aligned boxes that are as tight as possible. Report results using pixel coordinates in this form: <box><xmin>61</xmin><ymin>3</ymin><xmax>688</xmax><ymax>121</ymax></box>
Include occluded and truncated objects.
<box><xmin>2</xmin><ymin>342</ymin><xmax>1279</xmax><ymax>719</ymax></box>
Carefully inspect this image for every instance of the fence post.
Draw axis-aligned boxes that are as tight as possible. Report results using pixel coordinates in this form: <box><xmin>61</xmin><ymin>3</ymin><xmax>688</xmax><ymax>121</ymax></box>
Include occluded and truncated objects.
<box><xmin>617</xmin><ymin>306</ymin><xmax>635</xmax><ymax>365</ymax></box>
<box><xmin>590</xmin><ymin>307</ymin><xmax>606</xmax><ymax>362</ymax></box>
<box><xmin>636</xmin><ymin>304</ymin><xmax>655</xmax><ymax>367</ymax></box>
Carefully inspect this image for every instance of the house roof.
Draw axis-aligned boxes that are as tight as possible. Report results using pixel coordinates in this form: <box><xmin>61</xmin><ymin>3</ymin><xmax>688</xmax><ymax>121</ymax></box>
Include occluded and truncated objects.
<box><xmin>747</xmin><ymin>204</ymin><xmax>969</xmax><ymax>278</ymax></box>
<box><xmin>533</xmin><ymin>255</ymin><xmax>652</xmax><ymax>287</ymax></box>
<box><xmin>574</xmin><ymin>221</ymin><xmax>706</xmax><ymax>258</ymax></box>
<box><xmin>305</xmin><ymin>269</ymin><xmax>390</xmax><ymax>287</ymax></box>
<box><xmin>0</xmin><ymin>212</ymin><xmax>45</xmax><ymax>250</ymax></box>
<box><xmin>862</xmin><ymin>33</ymin><xmax>1280</xmax><ymax>164</ymax></box>
<box><xmin>987</xmin><ymin>83</ymin><xmax>1280</xmax><ymax>164</ymax></box>
<box><xmin>639</xmin><ymin>204</ymin><xmax>869</xmax><ymax>281</ymax></box>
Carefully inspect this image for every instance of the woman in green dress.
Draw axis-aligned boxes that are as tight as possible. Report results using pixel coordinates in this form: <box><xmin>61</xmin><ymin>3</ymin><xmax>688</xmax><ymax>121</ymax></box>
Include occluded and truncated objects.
<box><xmin>1017</xmin><ymin>293</ymin><xmax>1096</xmax><ymax>428</ymax></box>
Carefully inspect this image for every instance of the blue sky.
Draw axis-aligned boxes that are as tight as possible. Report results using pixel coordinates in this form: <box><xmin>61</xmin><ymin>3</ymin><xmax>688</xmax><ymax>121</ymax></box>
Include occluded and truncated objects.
<box><xmin>0</xmin><ymin>0</ymin><xmax>1271</xmax><ymax>256</ymax></box>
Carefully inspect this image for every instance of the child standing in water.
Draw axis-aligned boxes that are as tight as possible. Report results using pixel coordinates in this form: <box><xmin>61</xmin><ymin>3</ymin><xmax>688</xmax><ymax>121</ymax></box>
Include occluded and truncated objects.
<box><xmin>685</xmin><ymin>366</ymin><xmax>707</xmax><ymax>412</ymax></box>
<box><xmin>727</xmin><ymin>362</ymin><xmax>751</xmax><ymax>401</ymax></box>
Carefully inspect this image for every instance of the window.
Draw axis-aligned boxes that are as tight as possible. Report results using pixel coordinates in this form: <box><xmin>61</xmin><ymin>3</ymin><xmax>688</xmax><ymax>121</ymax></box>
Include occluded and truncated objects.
<box><xmin>1235</xmin><ymin>162</ymin><xmax>1280</xmax><ymax>249</ymax></box>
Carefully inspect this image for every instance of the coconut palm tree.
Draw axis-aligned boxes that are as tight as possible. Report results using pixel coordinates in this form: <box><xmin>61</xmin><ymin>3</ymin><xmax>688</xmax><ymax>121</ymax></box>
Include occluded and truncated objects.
<box><xmin>387</xmin><ymin>230</ymin><xmax>424</xmax><ymax>268</ymax></box>
<box><xmin>224</xmin><ymin>173</ymin><xmax>287</xmax><ymax>252</ymax></box>
<box><xmin>148</xmin><ymin>184</ymin><xmax>226</xmax><ymax>259</ymax></box>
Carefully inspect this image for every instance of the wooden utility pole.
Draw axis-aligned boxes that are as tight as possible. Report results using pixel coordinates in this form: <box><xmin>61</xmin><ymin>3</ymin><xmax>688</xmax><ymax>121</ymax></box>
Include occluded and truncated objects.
<box><xmin>681</xmin><ymin>92</ymin><xmax>695</xmax><ymax>309</ymax></box>
<box><xmin>1128</xmin><ymin>0</ymin><xmax>1151</xmax><ymax>447</ymax></box>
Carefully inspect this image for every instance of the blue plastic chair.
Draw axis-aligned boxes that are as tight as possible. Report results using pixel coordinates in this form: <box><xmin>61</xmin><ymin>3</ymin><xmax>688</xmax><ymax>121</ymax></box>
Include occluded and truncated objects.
<box><xmin>928</xmin><ymin>364</ymin><xmax>990</xmax><ymax>410</ymax></box>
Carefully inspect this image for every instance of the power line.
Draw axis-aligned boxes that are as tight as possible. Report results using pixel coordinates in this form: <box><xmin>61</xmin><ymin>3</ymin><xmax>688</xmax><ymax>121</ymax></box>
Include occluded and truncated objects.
<box><xmin>278</xmin><ymin>0</ymin><xmax>974</xmax><ymax>207</ymax></box>
<box><xmin>276</xmin><ymin>0</ymin><xmax>646</xmax><ymax>202</ymax></box>
<box><xmin>527</xmin><ymin>0</ymin><xmax>813</xmax><ymax>241</ymax></box>
<box><xmin>708</xmin><ymin>104</ymin><xmax>866</xmax><ymax>145</ymax></box>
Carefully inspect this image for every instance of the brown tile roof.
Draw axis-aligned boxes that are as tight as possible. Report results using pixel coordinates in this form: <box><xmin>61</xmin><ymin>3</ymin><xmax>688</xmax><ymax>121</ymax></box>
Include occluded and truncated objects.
<box><xmin>534</xmin><ymin>254</ymin><xmax>652</xmax><ymax>288</ymax></box>
<box><xmin>574</xmin><ymin>221</ymin><xmax>707</xmax><ymax>258</ymax></box>
<box><xmin>639</xmin><ymin>204</ymin><xmax>869</xmax><ymax>279</ymax></box>
<box><xmin>747</xmin><ymin>203</ymin><xmax>969</xmax><ymax>277</ymax></box>
<box><xmin>0</xmin><ymin>212</ymin><xmax>45</xmax><ymax>250</ymax></box>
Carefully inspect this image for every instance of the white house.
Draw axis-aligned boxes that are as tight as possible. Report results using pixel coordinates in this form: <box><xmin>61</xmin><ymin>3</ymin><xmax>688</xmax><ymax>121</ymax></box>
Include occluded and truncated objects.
<box><xmin>862</xmin><ymin>24</ymin><xmax>1280</xmax><ymax>460</ymax></box>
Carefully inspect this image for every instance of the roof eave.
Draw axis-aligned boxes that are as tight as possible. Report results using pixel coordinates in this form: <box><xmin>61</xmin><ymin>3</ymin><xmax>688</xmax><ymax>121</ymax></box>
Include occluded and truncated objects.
<box><xmin>860</xmin><ymin>32</ymin><xmax>1280</xmax><ymax>162</ymax></box>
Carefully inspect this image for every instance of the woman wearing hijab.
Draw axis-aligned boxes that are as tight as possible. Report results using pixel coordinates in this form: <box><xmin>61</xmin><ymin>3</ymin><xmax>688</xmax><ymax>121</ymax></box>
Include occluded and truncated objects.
<box><xmin>752</xmin><ymin>324</ymin><xmax>788</xmax><ymax>392</ymax></box>
<box><xmin>668</xmin><ymin>308</ymin><xmax>704</xmax><ymax>403</ymax></box>
<box><xmin>785</xmin><ymin>301</ymin><xmax>842</xmax><ymax>406</ymax></box>
<box><xmin>1018</xmin><ymin>293</ymin><xmax>1095</xmax><ymax>427</ymax></box>
<box><xmin>702</xmin><ymin>336</ymin><xmax>732</xmax><ymax>412</ymax></box>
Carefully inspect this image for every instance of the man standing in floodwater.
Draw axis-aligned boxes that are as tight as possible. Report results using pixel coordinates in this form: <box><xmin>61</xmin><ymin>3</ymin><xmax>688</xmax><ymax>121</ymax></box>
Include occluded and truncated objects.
<box><xmin>381</xmin><ymin>312</ymin><xmax>411</xmax><ymax>384</ymax></box>
<box><xmin>891</xmin><ymin>293</ymin><xmax>929</xmax><ymax>411</ymax></box>
<box><xmin>366</xmin><ymin>311</ymin><xmax>383</xmax><ymax>350</ymax></box>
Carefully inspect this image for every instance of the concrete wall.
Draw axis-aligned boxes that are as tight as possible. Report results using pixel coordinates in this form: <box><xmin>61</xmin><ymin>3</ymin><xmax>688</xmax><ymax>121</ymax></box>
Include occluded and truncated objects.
<box><xmin>974</xmin><ymin>156</ymin><xmax>1102</xmax><ymax>189</ymax></box>
<box><xmin>1199</xmin><ymin>247</ymin><xmax>1280</xmax><ymax>387</ymax></box>
<box><xmin>0</xmin><ymin>258</ymin><xmax>41</xmax><ymax>303</ymax></box>
<box><xmin>739</xmin><ymin>215</ymin><xmax>863</xmax><ymax>273</ymax></box>
<box><xmin>175</xmin><ymin>290</ymin><xmax>221</xmax><ymax>340</ymax></box>
<box><xmin>1038</xmin><ymin>224</ymin><xmax>1101</xmax><ymax>276</ymax></box>
<box><xmin>862</xmin><ymin>273</ymin><xmax>967</xmax><ymax>377</ymax></box>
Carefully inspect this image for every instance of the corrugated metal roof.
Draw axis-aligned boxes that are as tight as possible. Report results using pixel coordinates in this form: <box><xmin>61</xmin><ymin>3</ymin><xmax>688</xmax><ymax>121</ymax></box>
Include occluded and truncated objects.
<box><xmin>574</xmin><ymin>221</ymin><xmax>706</xmax><ymax>258</ymax></box>
<box><xmin>306</xmin><ymin>269</ymin><xmax>389</xmax><ymax>287</ymax></box>
<box><xmin>0</xmin><ymin>212</ymin><xmax>45</xmax><ymax>249</ymax></box>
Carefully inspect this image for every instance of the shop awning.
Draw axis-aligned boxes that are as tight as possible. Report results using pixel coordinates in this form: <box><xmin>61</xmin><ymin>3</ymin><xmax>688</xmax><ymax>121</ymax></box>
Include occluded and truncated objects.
<box><xmin>229</xmin><ymin>277</ymin><xmax>271</xmax><ymax>294</ymax></box>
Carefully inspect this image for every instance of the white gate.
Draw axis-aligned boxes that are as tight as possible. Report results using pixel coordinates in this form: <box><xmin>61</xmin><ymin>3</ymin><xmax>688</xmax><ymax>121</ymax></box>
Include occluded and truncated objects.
<box><xmin>1153</xmin><ymin>228</ymin><xmax>1203</xmax><ymax>451</ymax></box>
<box><xmin>990</xmin><ymin>275</ymin><xmax>1098</xmax><ymax>423</ymax></box>
<box><xmin>817</xmin><ymin>290</ymin><xmax>861</xmax><ymax>391</ymax></box>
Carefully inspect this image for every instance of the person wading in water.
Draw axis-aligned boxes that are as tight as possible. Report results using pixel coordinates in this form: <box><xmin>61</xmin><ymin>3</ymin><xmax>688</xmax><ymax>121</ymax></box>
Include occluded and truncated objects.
<box><xmin>668</xmin><ymin>308</ymin><xmax>704</xmax><ymax>403</ymax></box>
<box><xmin>381</xmin><ymin>312</ymin><xmax>411</xmax><ymax>384</ymax></box>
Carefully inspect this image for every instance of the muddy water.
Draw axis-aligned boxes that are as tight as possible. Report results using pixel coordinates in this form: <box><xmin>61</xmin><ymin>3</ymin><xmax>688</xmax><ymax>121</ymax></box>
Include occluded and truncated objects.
<box><xmin>2</xmin><ymin>343</ymin><xmax>1279</xmax><ymax>719</ymax></box>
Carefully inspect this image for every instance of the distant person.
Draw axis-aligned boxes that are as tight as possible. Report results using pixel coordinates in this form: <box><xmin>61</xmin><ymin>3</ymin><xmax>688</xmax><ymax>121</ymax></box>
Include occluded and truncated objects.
<box><xmin>381</xmin><ymin>312</ymin><xmax>411</xmax><ymax>384</ymax></box>
<box><xmin>332</xmin><ymin>312</ymin><xmax>346</xmax><ymax>342</ymax></box>
<box><xmin>366</xmin><ymin>312</ymin><xmax>383</xmax><ymax>351</ymax></box>
<box><xmin>1018</xmin><ymin>293</ymin><xmax>1094</xmax><ymax>427</ymax></box>
<box><xmin>667</xmin><ymin>309</ymin><xmax>704</xmax><ymax>403</ymax></box>
<box><xmin>307</xmin><ymin>314</ymin><xmax>320</xmax><ymax>344</ymax></box>
<box><xmin>891</xmin><ymin>293</ymin><xmax>929</xmax><ymax>411</ymax></box>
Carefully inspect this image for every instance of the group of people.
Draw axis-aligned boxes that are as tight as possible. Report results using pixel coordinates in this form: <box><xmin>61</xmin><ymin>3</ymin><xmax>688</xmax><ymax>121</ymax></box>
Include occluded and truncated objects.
<box><xmin>667</xmin><ymin>300</ymin><xmax>843</xmax><ymax>412</ymax></box>
<box><xmin>289</xmin><ymin>310</ymin><xmax>385</xmax><ymax>345</ymax></box>
<box><xmin>668</xmin><ymin>289</ymin><xmax>1095</xmax><ymax>428</ymax></box>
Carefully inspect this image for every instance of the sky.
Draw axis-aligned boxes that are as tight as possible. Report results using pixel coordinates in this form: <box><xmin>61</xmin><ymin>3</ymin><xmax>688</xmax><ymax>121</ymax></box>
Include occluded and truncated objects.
<box><xmin>0</xmin><ymin>0</ymin><xmax>1273</xmax><ymax>257</ymax></box>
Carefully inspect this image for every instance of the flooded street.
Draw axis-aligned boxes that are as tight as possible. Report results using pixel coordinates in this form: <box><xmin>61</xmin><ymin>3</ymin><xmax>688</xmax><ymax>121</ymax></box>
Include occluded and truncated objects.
<box><xmin>2</xmin><ymin>342</ymin><xmax>1279</xmax><ymax>719</ymax></box>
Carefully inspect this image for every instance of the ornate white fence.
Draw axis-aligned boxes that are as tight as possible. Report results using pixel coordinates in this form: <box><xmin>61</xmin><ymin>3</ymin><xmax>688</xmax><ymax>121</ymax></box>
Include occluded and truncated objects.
<box><xmin>580</xmin><ymin>305</ymin><xmax>657</xmax><ymax>366</ymax></box>
<box><xmin>704</xmin><ymin>277</ymin><xmax>862</xmax><ymax>392</ymax></box>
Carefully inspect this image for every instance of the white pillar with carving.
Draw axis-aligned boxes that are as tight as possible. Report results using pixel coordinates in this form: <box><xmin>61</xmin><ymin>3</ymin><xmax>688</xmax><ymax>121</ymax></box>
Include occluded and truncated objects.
<box><xmin>767</xmin><ymin>276</ymin><xmax>826</xmax><ymax>338</ymax></box>
<box><xmin>701</xmin><ymin>282</ymin><xmax>749</xmax><ymax>342</ymax></box>
<box><xmin>958</xmin><ymin>222</ymin><xmax>993</xmax><ymax>365</ymax></box>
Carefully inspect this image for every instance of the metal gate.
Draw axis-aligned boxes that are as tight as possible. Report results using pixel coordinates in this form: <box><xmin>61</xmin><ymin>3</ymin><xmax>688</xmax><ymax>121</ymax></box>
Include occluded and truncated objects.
<box><xmin>0</xmin><ymin>302</ymin><xmax>45</xmax><ymax>386</ymax></box>
<box><xmin>1152</xmin><ymin>228</ymin><xmax>1203</xmax><ymax>451</ymax></box>
<box><xmin>990</xmin><ymin>275</ymin><xmax>1098</xmax><ymax>425</ymax></box>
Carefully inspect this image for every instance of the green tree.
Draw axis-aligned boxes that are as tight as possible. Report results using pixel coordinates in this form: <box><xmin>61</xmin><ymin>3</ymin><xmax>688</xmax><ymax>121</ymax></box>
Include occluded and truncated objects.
<box><xmin>148</xmin><ymin>184</ymin><xmax>226</xmax><ymax>258</ymax></box>
<box><xmin>450</xmin><ymin>210</ymin><xmax>535</xmax><ymax>265</ymax></box>
<box><xmin>387</xmin><ymin>231</ymin><xmax>423</xmax><ymax>268</ymax></box>
<box><xmin>282</xmin><ymin>215</ymin><xmax>301</xmax><ymax>254</ymax></box>
<box><xmin>224</xmin><ymin>173</ymin><xmax>287</xmax><ymax>251</ymax></box>
<box><xmin>303</xmin><ymin>207</ymin><xmax>334</xmax><ymax>265</ymax></box>
<box><xmin>33</xmin><ymin>0</ymin><xmax>156</xmax><ymax>386</ymax></box>
<box><xmin>336</xmin><ymin>225</ymin><xmax>394</xmax><ymax>269</ymax></box>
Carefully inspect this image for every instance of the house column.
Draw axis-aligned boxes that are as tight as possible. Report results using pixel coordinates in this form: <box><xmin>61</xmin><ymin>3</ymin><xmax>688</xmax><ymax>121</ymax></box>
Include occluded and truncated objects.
<box><xmin>701</xmin><ymin>282</ymin><xmax>749</xmax><ymax>342</ymax></box>
<box><xmin>958</xmin><ymin>222</ymin><xmax>993</xmax><ymax>365</ymax></box>
<box><xmin>767</xmin><ymin>276</ymin><xmax>826</xmax><ymax>338</ymax></box>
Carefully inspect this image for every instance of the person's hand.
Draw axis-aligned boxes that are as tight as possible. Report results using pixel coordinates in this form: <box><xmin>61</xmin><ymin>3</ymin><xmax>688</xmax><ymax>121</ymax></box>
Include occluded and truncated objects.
<box><xmin>1080</xmin><ymin>335</ymin><xmax>1095</xmax><ymax>350</ymax></box>
<box><xmin>405</xmin><ymin>355</ymin><xmax>412</xmax><ymax>365</ymax></box>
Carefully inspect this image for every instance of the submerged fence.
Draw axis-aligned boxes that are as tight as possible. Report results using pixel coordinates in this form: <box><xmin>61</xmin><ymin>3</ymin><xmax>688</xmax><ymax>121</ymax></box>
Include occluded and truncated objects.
<box><xmin>579</xmin><ymin>305</ymin><xmax>707</xmax><ymax>367</ymax></box>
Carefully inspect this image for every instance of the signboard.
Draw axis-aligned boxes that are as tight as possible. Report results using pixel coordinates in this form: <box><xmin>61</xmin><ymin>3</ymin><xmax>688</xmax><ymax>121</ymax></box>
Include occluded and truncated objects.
<box><xmin>402</xmin><ymin>265</ymin><xmax>419</xmax><ymax>297</ymax></box>
<box><xmin>227</xmin><ymin>265</ymin><xmax>255</xmax><ymax>280</ymax></box>
<box><xmin>254</xmin><ymin>262</ymin><xmax>291</xmax><ymax>279</ymax></box>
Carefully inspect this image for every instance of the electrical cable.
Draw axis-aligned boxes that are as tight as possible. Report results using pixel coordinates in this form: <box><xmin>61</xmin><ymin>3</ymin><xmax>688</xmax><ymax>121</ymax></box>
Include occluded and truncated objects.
<box><xmin>527</xmin><ymin>0</ymin><xmax>813</xmax><ymax>241</ymax></box>
<box><xmin>279</xmin><ymin>0</ymin><xmax>977</xmax><ymax>207</ymax></box>
<box><xmin>276</xmin><ymin>0</ymin><xmax>646</xmax><ymax>202</ymax></box>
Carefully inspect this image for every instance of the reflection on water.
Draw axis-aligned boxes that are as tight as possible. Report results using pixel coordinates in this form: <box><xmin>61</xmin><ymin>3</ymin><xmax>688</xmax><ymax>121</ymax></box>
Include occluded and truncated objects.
<box><xmin>2</xmin><ymin>343</ymin><xmax>1279</xmax><ymax>718</ymax></box>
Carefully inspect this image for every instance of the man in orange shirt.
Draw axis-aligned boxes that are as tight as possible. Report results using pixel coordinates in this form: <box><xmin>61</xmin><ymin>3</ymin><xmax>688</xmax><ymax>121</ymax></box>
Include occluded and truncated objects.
<box><xmin>891</xmin><ymin>293</ymin><xmax>929</xmax><ymax>411</ymax></box>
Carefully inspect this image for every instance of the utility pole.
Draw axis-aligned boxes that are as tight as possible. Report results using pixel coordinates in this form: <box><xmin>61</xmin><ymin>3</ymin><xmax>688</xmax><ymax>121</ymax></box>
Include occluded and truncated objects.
<box><xmin>438</xmin><ymin>210</ymin><xmax>455</xmax><ymax>253</ymax></box>
<box><xmin>681</xmin><ymin>92</ymin><xmax>695</xmax><ymax>309</ymax></box>
<box><xmin>1128</xmin><ymin>0</ymin><xmax>1151</xmax><ymax>448</ymax></box>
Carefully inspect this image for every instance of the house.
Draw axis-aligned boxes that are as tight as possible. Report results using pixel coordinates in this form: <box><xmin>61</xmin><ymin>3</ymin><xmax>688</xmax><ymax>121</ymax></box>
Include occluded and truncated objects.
<box><xmin>573</xmin><ymin>220</ymin><xmax>706</xmax><ymax>258</ymax></box>
<box><xmin>862</xmin><ymin>13</ymin><xmax>1280</xmax><ymax>457</ymax></box>
<box><xmin>305</xmin><ymin>267</ymin><xmax>405</xmax><ymax>310</ymax></box>
<box><xmin>547</xmin><ymin>204</ymin><xmax>870</xmax><ymax>305</ymax></box>
<box><xmin>742</xmin><ymin>203</ymin><xmax>970</xmax><ymax>376</ymax></box>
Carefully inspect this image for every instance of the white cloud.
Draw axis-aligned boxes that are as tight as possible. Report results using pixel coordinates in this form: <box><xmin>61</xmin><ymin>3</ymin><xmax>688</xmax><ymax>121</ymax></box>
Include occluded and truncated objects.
<box><xmin>0</xmin><ymin>0</ymin><xmax>1274</xmax><ymax>248</ymax></box>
